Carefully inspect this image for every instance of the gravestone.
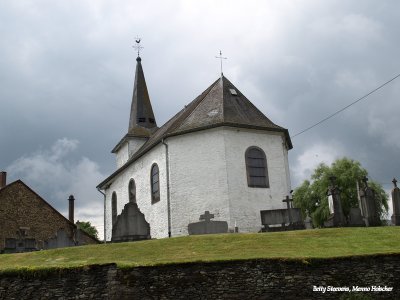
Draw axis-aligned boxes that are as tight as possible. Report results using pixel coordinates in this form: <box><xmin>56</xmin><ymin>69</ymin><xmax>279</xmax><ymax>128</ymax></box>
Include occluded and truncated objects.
<box><xmin>358</xmin><ymin>176</ymin><xmax>380</xmax><ymax>226</ymax></box>
<box><xmin>324</xmin><ymin>176</ymin><xmax>345</xmax><ymax>227</ymax></box>
<box><xmin>347</xmin><ymin>207</ymin><xmax>365</xmax><ymax>226</ymax></box>
<box><xmin>391</xmin><ymin>178</ymin><xmax>400</xmax><ymax>225</ymax></box>
<box><xmin>304</xmin><ymin>211</ymin><xmax>313</xmax><ymax>229</ymax></box>
<box><xmin>112</xmin><ymin>202</ymin><xmax>151</xmax><ymax>242</ymax></box>
<box><xmin>260</xmin><ymin>208</ymin><xmax>304</xmax><ymax>231</ymax></box>
<box><xmin>260</xmin><ymin>197</ymin><xmax>305</xmax><ymax>232</ymax></box>
<box><xmin>188</xmin><ymin>211</ymin><xmax>228</xmax><ymax>235</ymax></box>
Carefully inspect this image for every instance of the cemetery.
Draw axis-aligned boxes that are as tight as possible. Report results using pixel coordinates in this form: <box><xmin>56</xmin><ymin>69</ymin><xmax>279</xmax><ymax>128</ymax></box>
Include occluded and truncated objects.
<box><xmin>1</xmin><ymin>168</ymin><xmax>399</xmax><ymax>298</ymax></box>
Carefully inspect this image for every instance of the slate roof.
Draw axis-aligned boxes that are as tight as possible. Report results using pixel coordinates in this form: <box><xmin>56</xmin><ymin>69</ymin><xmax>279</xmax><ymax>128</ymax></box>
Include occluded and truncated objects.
<box><xmin>112</xmin><ymin>57</ymin><xmax>158</xmax><ymax>153</ymax></box>
<box><xmin>97</xmin><ymin>75</ymin><xmax>292</xmax><ymax>189</ymax></box>
<box><xmin>128</xmin><ymin>57</ymin><xmax>158</xmax><ymax>136</ymax></box>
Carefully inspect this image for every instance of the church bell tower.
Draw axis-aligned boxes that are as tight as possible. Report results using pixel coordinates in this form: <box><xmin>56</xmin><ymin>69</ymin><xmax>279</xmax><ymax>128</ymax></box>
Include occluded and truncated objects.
<box><xmin>112</xmin><ymin>39</ymin><xmax>158</xmax><ymax>168</ymax></box>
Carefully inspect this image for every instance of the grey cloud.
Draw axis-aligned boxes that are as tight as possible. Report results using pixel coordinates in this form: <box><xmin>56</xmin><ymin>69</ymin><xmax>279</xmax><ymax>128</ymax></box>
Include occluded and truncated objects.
<box><xmin>1</xmin><ymin>0</ymin><xmax>400</xmax><ymax>234</ymax></box>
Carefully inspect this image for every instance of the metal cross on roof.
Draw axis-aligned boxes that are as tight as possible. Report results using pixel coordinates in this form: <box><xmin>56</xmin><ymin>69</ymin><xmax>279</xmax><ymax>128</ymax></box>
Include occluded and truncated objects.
<box><xmin>215</xmin><ymin>50</ymin><xmax>227</xmax><ymax>76</ymax></box>
<box><xmin>200</xmin><ymin>211</ymin><xmax>214</xmax><ymax>222</ymax></box>
<box><xmin>393</xmin><ymin>178</ymin><xmax>398</xmax><ymax>188</ymax></box>
<box><xmin>132</xmin><ymin>37</ymin><xmax>144</xmax><ymax>57</ymax></box>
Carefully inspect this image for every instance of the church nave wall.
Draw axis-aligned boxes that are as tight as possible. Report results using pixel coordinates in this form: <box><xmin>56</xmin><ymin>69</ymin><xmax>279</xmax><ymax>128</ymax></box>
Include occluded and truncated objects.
<box><xmin>105</xmin><ymin>143</ymin><xmax>169</xmax><ymax>240</ymax></box>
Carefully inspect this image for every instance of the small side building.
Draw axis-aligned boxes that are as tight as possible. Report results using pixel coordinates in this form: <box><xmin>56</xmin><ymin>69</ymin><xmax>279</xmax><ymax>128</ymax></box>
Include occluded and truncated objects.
<box><xmin>0</xmin><ymin>172</ymin><xmax>99</xmax><ymax>253</ymax></box>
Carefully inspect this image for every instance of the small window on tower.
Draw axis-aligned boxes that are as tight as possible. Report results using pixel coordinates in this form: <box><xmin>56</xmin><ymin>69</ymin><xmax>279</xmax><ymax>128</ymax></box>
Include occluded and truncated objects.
<box><xmin>138</xmin><ymin>117</ymin><xmax>146</xmax><ymax>123</ymax></box>
<box><xmin>149</xmin><ymin>118</ymin><xmax>155</xmax><ymax>124</ymax></box>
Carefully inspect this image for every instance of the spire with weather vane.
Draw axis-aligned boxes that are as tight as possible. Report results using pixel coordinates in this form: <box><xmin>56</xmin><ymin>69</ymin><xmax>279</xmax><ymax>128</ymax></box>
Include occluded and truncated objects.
<box><xmin>128</xmin><ymin>37</ymin><xmax>157</xmax><ymax>135</ymax></box>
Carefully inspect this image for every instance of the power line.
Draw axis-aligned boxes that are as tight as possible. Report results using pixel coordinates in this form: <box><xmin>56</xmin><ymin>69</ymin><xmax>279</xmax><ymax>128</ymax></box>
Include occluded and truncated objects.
<box><xmin>292</xmin><ymin>72</ymin><xmax>400</xmax><ymax>138</ymax></box>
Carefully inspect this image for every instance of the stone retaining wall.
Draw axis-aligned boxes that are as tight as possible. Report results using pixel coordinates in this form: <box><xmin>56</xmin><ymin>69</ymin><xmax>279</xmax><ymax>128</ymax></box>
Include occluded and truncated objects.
<box><xmin>1</xmin><ymin>254</ymin><xmax>399</xmax><ymax>299</ymax></box>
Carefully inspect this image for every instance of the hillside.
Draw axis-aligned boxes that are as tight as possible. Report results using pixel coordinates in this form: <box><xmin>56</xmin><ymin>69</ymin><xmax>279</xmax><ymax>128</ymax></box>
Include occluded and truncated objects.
<box><xmin>1</xmin><ymin>227</ymin><xmax>399</xmax><ymax>272</ymax></box>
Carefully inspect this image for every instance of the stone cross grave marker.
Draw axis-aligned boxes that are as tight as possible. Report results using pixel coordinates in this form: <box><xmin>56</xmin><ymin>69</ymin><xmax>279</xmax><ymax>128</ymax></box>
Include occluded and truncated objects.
<box><xmin>200</xmin><ymin>211</ymin><xmax>214</xmax><ymax>222</ymax></box>
<box><xmin>188</xmin><ymin>211</ymin><xmax>228</xmax><ymax>235</ymax></box>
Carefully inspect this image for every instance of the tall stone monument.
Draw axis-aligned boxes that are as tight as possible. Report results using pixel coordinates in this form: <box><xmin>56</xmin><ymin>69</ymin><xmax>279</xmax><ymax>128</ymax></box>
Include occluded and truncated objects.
<box><xmin>391</xmin><ymin>178</ymin><xmax>400</xmax><ymax>225</ymax></box>
<box><xmin>324</xmin><ymin>176</ymin><xmax>345</xmax><ymax>227</ymax></box>
<box><xmin>111</xmin><ymin>202</ymin><xmax>151</xmax><ymax>242</ymax></box>
<box><xmin>359</xmin><ymin>176</ymin><xmax>380</xmax><ymax>227</ymax></box>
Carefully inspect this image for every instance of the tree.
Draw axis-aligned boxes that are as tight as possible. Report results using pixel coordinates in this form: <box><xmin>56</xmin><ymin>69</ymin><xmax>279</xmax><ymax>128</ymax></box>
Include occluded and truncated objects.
<box><xmin>293</xmin><ymin>157</ymin><xmax>388</xmax><ymax>227</ymax></box>
<box><xmin>76</xmin><ymin>220</ymin><xmax>99</xmax><ymax>239</ymax></box>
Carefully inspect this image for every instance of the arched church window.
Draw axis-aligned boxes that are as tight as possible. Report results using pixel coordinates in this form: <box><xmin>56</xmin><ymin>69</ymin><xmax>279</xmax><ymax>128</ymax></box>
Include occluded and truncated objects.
<box><xmin>129</xmin><ymin>179</ymin><xmax>136</xmax><ymax>203</ymax></box>
<box><xmin>245</xmin><ymin>146</ymin><xmax>269</xmax><ymax>188</ymax></box>
<box><xmin>151</xmin><ymin>164</ymin><xmax>160</xmax><ymax>203</ymax></box>
<box><xmin>112</xmin><ymin>192</ymin><xmax>117</xmax><ymax>225</ymax></box>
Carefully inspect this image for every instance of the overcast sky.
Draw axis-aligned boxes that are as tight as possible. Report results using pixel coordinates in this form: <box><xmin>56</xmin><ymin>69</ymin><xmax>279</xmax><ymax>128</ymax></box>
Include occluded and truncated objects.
<box><xmin>1</xmin><ymin>1</ymin><xmax>400</xmax><ymax>239</ymax></box>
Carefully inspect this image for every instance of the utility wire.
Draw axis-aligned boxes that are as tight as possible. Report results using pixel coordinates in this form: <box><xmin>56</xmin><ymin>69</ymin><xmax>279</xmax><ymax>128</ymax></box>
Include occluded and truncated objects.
<box><xmin>292</xmin><ymin>72</ymin><xmax>400</xmax><ymax>138</ymax></box>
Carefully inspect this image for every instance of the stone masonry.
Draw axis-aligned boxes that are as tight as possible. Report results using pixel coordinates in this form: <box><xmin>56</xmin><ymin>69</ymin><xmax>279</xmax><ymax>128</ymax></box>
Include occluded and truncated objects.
<box><xmin>0</xmin><ymin>180</ymin><xmax>98</xmax><ymax>252</ymax></box>
<box><xmin>1</xmin><ymin>255</ymin><xmax>399</xmax><ymax>299</ymax></box>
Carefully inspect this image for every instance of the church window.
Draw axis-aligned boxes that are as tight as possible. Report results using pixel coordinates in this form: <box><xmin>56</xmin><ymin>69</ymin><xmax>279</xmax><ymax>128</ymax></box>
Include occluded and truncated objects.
<box><xmin>129</xmin><ymin>179</ymin><xmax>136</xmax><ymax>203</ymax></box>
<box><xmin>245</xmin><ymin>147</ymin><xmax>269</xmax><ymax>188</ymax></box>
<box><xmin>112</xmin><ymin>192</ymin><xmax>117</xmax><ymax>225</ymax></box>
<box><xmin>151</xmin><ymin>164</ymin><xmax>160</xmax><ymax>203</ymax></box>
<box><xmin>138</xmin><ymin>117</ymin><xmax>146</xmax><ymax>123</ymax></box>
<box><xmin>149</xmin><ymin>118</ymin><xmax>155</xmax><ymax>124</ymax></box>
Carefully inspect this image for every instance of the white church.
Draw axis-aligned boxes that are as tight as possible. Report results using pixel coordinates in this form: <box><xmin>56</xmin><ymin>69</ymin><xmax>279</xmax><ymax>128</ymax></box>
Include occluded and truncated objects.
<box><xmin>97</xmin><ymin>54</ymin><xmax>293</xmax><ymax>241</ymax></box>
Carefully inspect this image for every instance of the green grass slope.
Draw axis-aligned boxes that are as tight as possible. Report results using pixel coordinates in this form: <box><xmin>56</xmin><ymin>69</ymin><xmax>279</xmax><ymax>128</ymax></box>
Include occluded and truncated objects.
<box><xmin>0</xmin><ymin>227</ymin><xmax>399</xmax><ymax>272</ymax></box>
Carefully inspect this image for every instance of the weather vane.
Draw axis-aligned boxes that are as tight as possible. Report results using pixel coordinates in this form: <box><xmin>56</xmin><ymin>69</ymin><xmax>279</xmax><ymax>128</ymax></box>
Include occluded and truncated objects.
<box><xmin>132</xmin><ymin>37</ymin><xmax>143</xmax><ymax>57</ymax></box>
<box><xmin>215</xmin><ymin>50</ymin><xmax>227</xmax><ymax>76</ymax></box>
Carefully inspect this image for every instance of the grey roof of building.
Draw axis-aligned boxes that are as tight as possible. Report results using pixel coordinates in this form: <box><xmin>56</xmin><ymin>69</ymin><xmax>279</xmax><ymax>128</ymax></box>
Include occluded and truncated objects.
<box><xmin>97</xmin><ymin>75</ymin><xmax>292</xmax><ymax>189</ymax></box>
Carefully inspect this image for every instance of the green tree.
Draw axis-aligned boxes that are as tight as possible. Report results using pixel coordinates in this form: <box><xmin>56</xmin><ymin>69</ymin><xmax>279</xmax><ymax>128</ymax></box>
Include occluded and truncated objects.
<box><xmin>293</xmin><ymin>157</ymin><xmax>388</xmax><ymax>227</ymax></box>
<box><xmin>76</xmin><ymin>220</ymin><xmax>99</xmax><ymax>239</ymax></box>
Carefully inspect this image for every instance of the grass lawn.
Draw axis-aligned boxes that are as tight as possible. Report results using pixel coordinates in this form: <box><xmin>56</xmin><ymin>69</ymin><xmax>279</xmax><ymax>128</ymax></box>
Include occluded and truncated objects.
<box><xmin>0</xmin><ymin>227</ymin><xmax>399</xmax><ymax>272</ymax></box>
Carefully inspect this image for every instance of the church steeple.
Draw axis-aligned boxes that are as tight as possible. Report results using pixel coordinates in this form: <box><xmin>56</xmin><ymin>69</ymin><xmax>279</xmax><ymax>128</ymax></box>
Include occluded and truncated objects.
<box><xmin>128</xmin><ymin>55</ymin><xmax>157</xmax><ymax>136</ymax></box>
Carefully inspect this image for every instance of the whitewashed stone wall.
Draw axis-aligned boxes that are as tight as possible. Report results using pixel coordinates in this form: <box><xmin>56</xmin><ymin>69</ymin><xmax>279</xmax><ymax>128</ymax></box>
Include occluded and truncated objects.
<box><xmin>223</xmin><ymin>128</ymin><xmax>291</xmax><ymax>232</ymax></box>
<box><xmin>105</xmin><ymin>143</ymin><xmax>169</xmax><ymax>241</ymax></box>
<box><xmin>105</xmin><ymin>126</ymin><xmax>291</xmax><ymax>240</ymax></box>
<box><xmin>167</xmin><ymin>127</ymin><xmax>291</xmax><ymax>236</ymax></box>
<box><xmin>115</xmin><ymin>142</ymin><xmax>129</xmax><ymax>168</ymax></box>
<box><xmin>115</xmin><ymin>138</ymin><xmax>147</xmax><ymax>168</ymax></box>
<box><xmin>167</xmin><ymin>128</ymin><xmax>230</xmax><ymax>236</ymax></box>
<box><xmin>128</xmin><ymin>137</ymin><xmax>147</xmax><ymax>158</ymax></box>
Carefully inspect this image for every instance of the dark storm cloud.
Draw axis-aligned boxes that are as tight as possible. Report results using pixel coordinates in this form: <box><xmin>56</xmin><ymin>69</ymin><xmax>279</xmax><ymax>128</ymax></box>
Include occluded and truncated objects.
<box><xmin>1</xmin><ymin>0</ymin><xmax>400</xmax><ymax>237</ymax></box>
